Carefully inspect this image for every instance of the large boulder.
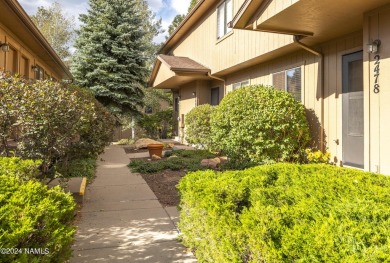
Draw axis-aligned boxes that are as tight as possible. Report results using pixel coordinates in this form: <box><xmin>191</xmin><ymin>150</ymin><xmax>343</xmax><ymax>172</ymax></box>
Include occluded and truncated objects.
<box><xmin>135</xmin><ymin>138</ymin><xmax>163</xmax><ymax>149</ymax></box>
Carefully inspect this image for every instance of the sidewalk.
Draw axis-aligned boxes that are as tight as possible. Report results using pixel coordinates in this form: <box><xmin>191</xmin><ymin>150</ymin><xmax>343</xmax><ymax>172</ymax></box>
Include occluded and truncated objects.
<box><xmin>71</xmin><ymin>145</ymin><xmax>197</xmax><ymax>263</ymax></box>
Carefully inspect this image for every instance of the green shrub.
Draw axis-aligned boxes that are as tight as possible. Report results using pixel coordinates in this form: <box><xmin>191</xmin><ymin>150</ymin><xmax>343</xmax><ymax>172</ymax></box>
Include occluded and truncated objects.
<box><xmin>128</xmin><ymin>149</ymin><xmax>216</xmax><ymax>173</ymax></box>
<box><xmin>56</xmin><ymin>157</ymin><xmax>96</xmax><ymax>181</ymax></box>
<box><xmin>178</xmin><ymin>164</ymin><xmax>390</xmax><ymax>262</ymax></box>
<box><xmin>0</xmin><ymin>157</ymin><xmax>41</xmax><ymax>181</ymax></box>
<box><xmin>0</xmin><ymin>159</ymin><xmax>76</xmax><ymax>263</ymax></box>
<box><xmin>138</xmin><ymin>108</ymin><xmax>173</xmax><ymax>139</ymax></box>
<box><xmin>185</xmin><ymin>104</ymin><xmax>214</xmax><ymax>149</ymax></box>
<box><xmin>210</xmin><ymin>85</ymin><xmax>311</xmax><ymax>164</ymax></box>
<box><xmin>0</xmin><ymin>72</ymin><xmax>115</xmax><ymax>179</ymax></box>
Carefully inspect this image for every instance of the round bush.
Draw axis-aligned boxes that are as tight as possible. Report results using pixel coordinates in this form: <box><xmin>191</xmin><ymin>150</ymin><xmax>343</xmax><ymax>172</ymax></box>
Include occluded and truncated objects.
<box><xmin>211</xmin><ymin>85</ymin><xmax>310</xmax><ymax>163</ymax></box>
<box><xmin>185</xmin><ymin>104</ymin><xmax>214</xmax><ymax>149</ymax></box>
<box><xmin>0</xmin><ymin>159</ymin><xmax>76</xmax><ymax>262</ymax></box>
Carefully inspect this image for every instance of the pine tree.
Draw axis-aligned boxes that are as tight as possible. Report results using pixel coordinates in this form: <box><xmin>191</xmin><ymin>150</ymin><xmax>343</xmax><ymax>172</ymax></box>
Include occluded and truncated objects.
<box><xmin>167</xmin><ymin>0</ymin><xmax>199</xmax><ymax>38</ymax></box>
<box><xmin>71</xmin><ymin>0</ymin><xmax>160</xmax><ymax>116</ymax></box>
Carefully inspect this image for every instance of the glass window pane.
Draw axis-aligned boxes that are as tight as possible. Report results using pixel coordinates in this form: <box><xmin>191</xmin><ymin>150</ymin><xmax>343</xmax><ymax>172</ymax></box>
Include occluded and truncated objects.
<box><xmin>226</xmin><ymin>0</ymin><xmax>233</xmax><ymax>33</ymax></box>
<box><xmin>241</xmin><ymin>80</ymin><xmax>249</xmax><ymax>87</ymax></box>
<box><xmin>217</xmin><ymin>4</ymin><xmax>225</xmax><ymax>39</ymax></box>
<box><xmin>286</xmin><ymin>67</ymin><xmax>301</xmax><ymax>101</ymax></box>
<box><xmin>273</xmin><ymin>72</ymin><xmax>285</xmax><ymax>91</ymax></box>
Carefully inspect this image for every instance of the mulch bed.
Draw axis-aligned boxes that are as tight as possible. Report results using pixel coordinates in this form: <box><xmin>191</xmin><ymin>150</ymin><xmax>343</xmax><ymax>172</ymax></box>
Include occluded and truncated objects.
<box><xmin>140</xmin><ymin>170</ymin><xmax>186</xmax><ymax>207</ymax></box>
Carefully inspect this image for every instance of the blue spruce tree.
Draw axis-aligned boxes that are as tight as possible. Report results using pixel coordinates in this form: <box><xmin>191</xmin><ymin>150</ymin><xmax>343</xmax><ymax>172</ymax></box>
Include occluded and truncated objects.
<box><xmin>72</xmin><ymin>0</ymin><xmax>160</xmax><ymax>116</ymax></box>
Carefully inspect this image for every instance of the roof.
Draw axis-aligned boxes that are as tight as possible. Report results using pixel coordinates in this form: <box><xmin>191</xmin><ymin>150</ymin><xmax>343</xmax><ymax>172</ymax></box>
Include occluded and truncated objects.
<box><xmin>159</xmin><ymin>0</ymin><xmax>217</xmax><ymax>54</ymax></box>
<box><xmin>1</xmin><ymin>0</ymin><xmax>72</xmax><ymax>80</ymax></box>
<box><xmin>148</xmin><ymin>55</ymin><xmax>210</xmax><ymax>88</ymax></box>
<box><xmin>158</xmin><ymin>55</ymin><xmax>210</xmax><ymax>73</ymax></box>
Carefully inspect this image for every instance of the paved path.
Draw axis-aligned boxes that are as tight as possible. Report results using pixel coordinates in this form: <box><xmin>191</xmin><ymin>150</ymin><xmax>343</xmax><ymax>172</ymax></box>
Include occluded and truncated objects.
<box><xmin>71</xmin><ymin>145</ymin><xmax>197</xmax><ymax>263</ymax></box>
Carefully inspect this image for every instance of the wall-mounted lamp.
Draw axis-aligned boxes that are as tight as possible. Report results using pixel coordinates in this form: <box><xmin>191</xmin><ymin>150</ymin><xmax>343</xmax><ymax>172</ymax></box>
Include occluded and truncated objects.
<box><xmin>31</xmin><ymin>65</ymin><xmax>39</xmax><ymax>72</ymax></box>
<box><xmin>0</xmin><ymin>42</ymin><xmax>10</xmax><ymax>52</ymax></box>
<box><xmin>192</xmin><ymin>92</ymin><xmax>196</xmax><ymax>96</ymax></box>
<box><xmin>368</xmin><ymin>39</ymin><xmax>381</xmax><ymax>54</ymax></box>
<box><xmin>177</xmin><ymin>96</ymin><xmax>181</xmax><ymax>99</ymax></box>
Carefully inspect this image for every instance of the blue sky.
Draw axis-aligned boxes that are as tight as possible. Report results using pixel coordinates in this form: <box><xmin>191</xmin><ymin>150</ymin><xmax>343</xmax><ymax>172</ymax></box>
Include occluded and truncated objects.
<box><xmin>18</xmin><ymin>0</ymin><xmax>190</xmax><ymax>43</ymax></box>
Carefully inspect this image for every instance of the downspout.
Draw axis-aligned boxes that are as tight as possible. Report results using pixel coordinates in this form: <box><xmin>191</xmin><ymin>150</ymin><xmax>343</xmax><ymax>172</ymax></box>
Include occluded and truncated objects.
<box><xmin>207</xmin><ymin>73</ymin><xmax>226</xmax><ymax>97</ymax></box>
<box><xmin>293</xmin><ymin>35</ymin><xmax>325</xmax><ymax>152</ymax></box>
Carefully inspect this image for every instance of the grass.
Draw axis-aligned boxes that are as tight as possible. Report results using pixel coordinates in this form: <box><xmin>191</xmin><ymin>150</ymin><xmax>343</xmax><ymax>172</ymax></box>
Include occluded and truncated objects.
<box><xmin>128</xmin><ymin>149</ymin><xmax>217</xmax><ymax>174</ymax></box>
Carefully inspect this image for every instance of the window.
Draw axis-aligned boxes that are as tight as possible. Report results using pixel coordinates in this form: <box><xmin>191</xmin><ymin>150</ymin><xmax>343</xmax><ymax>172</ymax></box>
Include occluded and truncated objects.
<box><xmin>273</xmin><ymin>67</ymin><xmax>302</xmax><ymax>102</ymax></box>
<box><xmin>35</xmin><ymin>65</ymin><xmax>44</xmax><ymax>80</ymax></box>
<box><xmin>232</xmin><ymin>80</ymin><xmax>250</xmax><ymax>91</ymax></box>
<box><xmin>217</xmin><ymin>0</ymin><xmax>232</xmax><ymax>39</ymax></box>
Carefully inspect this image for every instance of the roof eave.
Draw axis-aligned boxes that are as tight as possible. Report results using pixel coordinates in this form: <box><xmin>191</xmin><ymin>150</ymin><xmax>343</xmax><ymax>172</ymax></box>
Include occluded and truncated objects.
<box><xmin>4</xmin><ymin>0</ymin><xmax>72</xmax><ymax>79</ymax></box>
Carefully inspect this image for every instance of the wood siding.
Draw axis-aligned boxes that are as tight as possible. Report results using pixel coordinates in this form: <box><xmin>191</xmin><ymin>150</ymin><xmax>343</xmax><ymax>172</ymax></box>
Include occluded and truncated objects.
<box><xmin>365</xmin><ymin>5</ymin><xmax>390</xmax><ymax>175</ymax></box>
<box><xmin>0</xmin><ymin>22</ymin><xmax>62</xmax><ymax>80</ymax></box>
<box><xmin>171</xmin><ymin>0</ymin><xmax>293</xmax><ymax>74</ymax></box>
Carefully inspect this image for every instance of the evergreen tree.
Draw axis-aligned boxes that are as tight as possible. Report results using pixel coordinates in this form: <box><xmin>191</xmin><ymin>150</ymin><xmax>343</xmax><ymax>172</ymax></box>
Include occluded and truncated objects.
<box><xmin>167</xmin><ymin>0</ymin><xmax>199</xmax><ymax>38</ymax></box>
<box><xmin>71</xmin><ymin>0</ymin><xmax>160</xmax><ymax>116</ymax></box>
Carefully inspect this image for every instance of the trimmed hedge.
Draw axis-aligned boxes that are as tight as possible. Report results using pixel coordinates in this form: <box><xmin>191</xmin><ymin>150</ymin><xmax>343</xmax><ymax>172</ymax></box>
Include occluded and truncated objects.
<box><xmin>185</xmin><ymin>104</ymin><xmax>214</xmax><ymax>149</ymax></box>
<box><xmin>210</xmin><ymin>85</ymin><xmax>311</xmax><ymax>164</ymax></box>
<box><xmin>0</xmin><ymin>157</ymin><xmax>76</xmax><ymax>262</ymax></box>
<box><xmin>178</xmin><ymin>164</ymin><xmax>390</xmax><ymax>262</ymax></box>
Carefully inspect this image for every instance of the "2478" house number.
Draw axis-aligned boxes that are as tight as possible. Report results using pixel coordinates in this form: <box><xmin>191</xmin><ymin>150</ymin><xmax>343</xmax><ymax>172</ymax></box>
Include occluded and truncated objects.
<box><xmin>374</xmin><ymin>55</ymin><xmax>380</xmax><ymax>94</ymax></box>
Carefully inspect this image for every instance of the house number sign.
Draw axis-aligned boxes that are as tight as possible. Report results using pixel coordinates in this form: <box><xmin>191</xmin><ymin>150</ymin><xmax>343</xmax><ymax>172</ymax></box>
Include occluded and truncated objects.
<box><xmin>374</xmin><ymin>55</ymin><xmax>380</xmax><ymax>94</ymax></box>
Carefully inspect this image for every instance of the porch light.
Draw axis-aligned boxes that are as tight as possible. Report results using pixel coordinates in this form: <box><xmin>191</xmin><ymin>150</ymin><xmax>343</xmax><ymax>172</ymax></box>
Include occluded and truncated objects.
<box><xmin>31</xmin><ymin>65</ymin><xmax>39</xmax><ymax>72</ymax></box>
<box><xmin>368</xmin><ymin>39</ymin><xmax>381</xmax><ymax>54</ymax></box>
<box><xmin>192</xmin><ymin>92</ymin><xmax>196</xmax><ymax>96</ymax></box>
<box><xmin>0</xmin><ymin>42</ymin><xmax>10</xmax><ymax>52</ymax></box>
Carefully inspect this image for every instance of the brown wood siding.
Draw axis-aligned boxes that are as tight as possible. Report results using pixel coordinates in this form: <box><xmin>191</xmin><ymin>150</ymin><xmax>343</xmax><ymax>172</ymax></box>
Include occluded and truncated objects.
<box><xmin>0</xmin><ymin>24</ymin><xmax>62</xmax><ymax>80</ymax></box>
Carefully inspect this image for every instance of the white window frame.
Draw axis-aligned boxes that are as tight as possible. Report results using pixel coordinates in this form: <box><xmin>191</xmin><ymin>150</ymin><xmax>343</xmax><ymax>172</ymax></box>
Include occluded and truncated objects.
<box><xmin>232</xmin><ymin>80</ymin><xmax>250</xmax><ymax>91</ymax></box>
<box><xmin>272</xmin><ymin>66</ymin><xmax>303</xmax><ymax>102</ymax></box>
<box><xmin>217</xmin><ymin>0</ymin><xmax>233</xmax><ymax>40</ymax></box>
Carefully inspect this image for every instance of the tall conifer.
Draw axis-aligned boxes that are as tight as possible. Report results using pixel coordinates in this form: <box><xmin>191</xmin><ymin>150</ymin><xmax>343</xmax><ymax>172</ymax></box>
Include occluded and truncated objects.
<box><xmin>71</xmin><ymin>0</ymin><xmax>160</xmax><ymax>116</ymax></box>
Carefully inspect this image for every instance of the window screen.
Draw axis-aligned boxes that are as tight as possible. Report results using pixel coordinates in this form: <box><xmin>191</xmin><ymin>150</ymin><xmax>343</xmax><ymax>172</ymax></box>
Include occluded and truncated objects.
<box><xmin>273</xmin><ymin>67</ymin><xmax>302</xmax><ymax>102</ymax></box>
<box><xmin>286</xmin><ymin>67</ymin><xmax>301</xmax><ymax>102</ymax></box>
<box><xmin>217</xmin><ymin>0</ymin><xmax>232</xmax><ymax>39</ymax></box>
<box><xmin>273</xmin><ymin>72</ymin><xmax>285</xmax><ymax>91</ymax></box>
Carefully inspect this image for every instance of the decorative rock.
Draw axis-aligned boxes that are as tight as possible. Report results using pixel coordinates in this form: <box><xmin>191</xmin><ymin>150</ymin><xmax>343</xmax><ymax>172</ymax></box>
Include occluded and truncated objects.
<box><xmin>151</xmin><ymin>154</ymin><xmax>162</xmax><ymax>160</ymax></box>
<box><xmin>218</xmin><ymin>156</ymin><xmax>228</xmax><ymax>163</ymax></box>
<box><xmin>200</xmin><ymin>159</ymin><xmax>209</xmax><ymax>167</ymax></box>
<box><xmin>135</xmin><ymin>138</ymin><xmax>162</xmax><ymax>149</ymax></box>
<box><xmin>168</xmin><ymin>155</ymin><xmax>178</xmax><ymax>159</ymax></box>
<box><xmin>200</xmin><ymin>158</ymin><xmax>222</xmax><ymax>169</ymax></box>
<box><xmin>208</xmin><ymin>159</ymin><xmax>219</xmax><ymax>169</ymax></box>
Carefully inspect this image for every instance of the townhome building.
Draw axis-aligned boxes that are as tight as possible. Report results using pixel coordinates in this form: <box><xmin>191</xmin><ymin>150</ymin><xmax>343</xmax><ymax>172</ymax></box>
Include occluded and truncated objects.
<box><xmin>149</xmin><ymin>0</ymin><xmax>390</xmax><ymax>174</ymax></box>
<box><xmin>0</xmin><ymin>0</ymin><xmax>71</xmax><ymax>81</ymax></box>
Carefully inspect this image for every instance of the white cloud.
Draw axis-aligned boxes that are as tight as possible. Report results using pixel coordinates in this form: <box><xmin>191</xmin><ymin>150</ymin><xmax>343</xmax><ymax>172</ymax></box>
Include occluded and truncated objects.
<box><xmin>170</xmin><ymin>0</ymin><xmax>191</xmax><ymax>14</ymax></box>
<box><xmin>18</xmin><ymin>0</ymin><xmax>188</xmax><ymax>44</ymax></box>
<box><xmin>147</xmin><ymin>0</ymin><xmax>165</xmax><ymax>13</ymax></box>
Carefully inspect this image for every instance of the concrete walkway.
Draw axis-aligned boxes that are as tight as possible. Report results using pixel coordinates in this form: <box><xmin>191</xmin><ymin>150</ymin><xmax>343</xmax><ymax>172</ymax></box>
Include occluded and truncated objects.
<box><xmin>71</xmin><ymin>145</ymin><xmax>197</xmax><ymax>263</ymax></box>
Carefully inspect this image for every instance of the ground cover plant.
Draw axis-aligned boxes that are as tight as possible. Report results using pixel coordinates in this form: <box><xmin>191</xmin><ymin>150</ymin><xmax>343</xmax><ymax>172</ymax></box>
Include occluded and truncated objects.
<box><xmin>211</xmin><ymin>85</ymin><xmax>311</xmax><ymax>164</ymax></box>
<box><xmin>0</xmin><ymin>157</ymin><xmax>76</xmax><ymax>263</ymax></box>
<box><xmin>128</xmin><ymin>149</ymin><xmax>216</xmax><ymax>174</ymax></box>
<box><xmin>178</xmin><ymin>164</ymin><xmax>390</xmax><ymax>262</ymax></box>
